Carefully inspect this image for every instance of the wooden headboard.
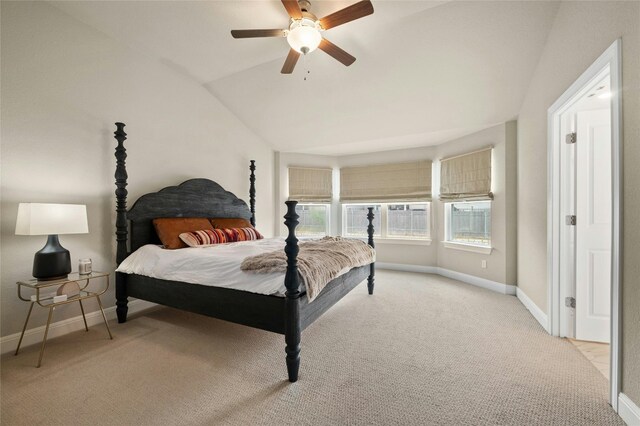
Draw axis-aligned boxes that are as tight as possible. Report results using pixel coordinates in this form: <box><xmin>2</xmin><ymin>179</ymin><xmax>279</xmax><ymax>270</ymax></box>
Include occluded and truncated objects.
<box><xmin>113</xmin><ymin>122</ymin><xmax>256</xmax><ymax>260</ymax></box>
<box><xmin>127</xmin><ymin>179</ymin><xmax>253</xmax><ymax>252</ymax></box>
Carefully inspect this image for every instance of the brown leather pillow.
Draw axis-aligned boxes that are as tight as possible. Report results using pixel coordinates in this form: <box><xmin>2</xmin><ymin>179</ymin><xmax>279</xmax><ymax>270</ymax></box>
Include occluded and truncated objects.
<box><xmin>210</xmin><ymin>218</ymin><xmax>252</xmax><ymax>229</ymax></box>
<box><xmin>153</xmin><ymin>218</ymin><xmax>214</xmax><ymax>249</ymax></box>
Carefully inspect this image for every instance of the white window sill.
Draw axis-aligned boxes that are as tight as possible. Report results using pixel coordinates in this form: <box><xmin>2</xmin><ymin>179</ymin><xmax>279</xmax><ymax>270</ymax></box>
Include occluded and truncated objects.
<box><xmin>376</xmin><ymin>238</ymin><xmax>432</xmax><ymax>246</ymax></box>
<box><xmin>343</xmin><ymin>236</ymin><xmax>432</xmax><ymax>246</ymax></box>
<box><xmin>443</xmin><ymin>241</ymin><xmax>493</xmax><ymax>254</ymax></box>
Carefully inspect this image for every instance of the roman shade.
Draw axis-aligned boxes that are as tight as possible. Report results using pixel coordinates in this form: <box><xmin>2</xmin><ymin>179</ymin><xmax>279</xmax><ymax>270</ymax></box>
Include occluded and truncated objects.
<box><xmin>340</xmin><ymin>160</ymin><xmax>432</xmax><ymax>202</ymax></box>
<box><xmin>288</xmin><ymin>167</ymin><xmax>333</xmax><ymax>202</ymax></box>
<box><xmin>440</xmin><ymin>147</ymin><xmax>493</xmax><ymax>201</ymax></box>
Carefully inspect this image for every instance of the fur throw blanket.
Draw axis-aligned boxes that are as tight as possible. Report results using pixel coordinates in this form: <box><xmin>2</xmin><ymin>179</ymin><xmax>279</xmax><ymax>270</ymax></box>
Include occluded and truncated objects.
<box><xmin>241</xmin><ymin>236</ymin><xmax>375</xmax><ymax>302</ymax></box>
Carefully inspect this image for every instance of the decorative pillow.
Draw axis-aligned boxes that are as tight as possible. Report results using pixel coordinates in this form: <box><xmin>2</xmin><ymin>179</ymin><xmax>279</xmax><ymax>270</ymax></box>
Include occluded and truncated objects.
<box><xmin>179</xmin><ymin>227</ymin><xmax>263</xmax><ymax>247</ymax></box>
<box><xmin>210</xmin><ymin>218</ymin><xmax>253</xmax><ymax>229</ymax></box>
<box><xmin>153</xmin><ymin>218</ymin><xmax>214</xmax><ymax>249</ymax></box>
<box><xmin>223</xmin><ymin>227</ymin><xmax>263</xmax><ymax>242</ymax></box>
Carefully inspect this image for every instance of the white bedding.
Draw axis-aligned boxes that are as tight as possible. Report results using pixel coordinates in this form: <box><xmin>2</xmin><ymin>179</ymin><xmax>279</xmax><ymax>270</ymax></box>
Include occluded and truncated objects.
<box><xmin>116</xmin><ymin>238</ymin><xmax>292</xmax><ymax>296</ymax></box>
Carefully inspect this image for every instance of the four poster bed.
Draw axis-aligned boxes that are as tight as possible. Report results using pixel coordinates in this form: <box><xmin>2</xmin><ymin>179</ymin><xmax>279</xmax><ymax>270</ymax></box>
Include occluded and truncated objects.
<box><xmin>112</xmin><ymin>122</ymin><xmax>375</xmax><ymax>382</ymax></box>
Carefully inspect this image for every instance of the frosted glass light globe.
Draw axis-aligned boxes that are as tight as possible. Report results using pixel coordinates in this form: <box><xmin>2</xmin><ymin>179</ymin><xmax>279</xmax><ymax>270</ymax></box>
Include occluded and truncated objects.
<box><xmin>287</xmin><ymin>20</ymin><xmax>321</xmax><ymax>54</ymax></box>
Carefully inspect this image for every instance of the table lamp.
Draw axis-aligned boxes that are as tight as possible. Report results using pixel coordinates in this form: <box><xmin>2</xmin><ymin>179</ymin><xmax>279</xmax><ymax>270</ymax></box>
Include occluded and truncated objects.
<box><xmin>15</xmin><ymin>203</ymin><xmax>89</xmax><ymax>280</ymax></box>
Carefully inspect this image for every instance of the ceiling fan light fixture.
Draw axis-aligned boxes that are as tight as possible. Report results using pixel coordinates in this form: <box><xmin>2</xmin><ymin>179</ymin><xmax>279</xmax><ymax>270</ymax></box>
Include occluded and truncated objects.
<box><xmin>231</xmin><ymin>0</ymin><xmax>374</xmax><ymax>74</ymax></box>
<box><xmin>287</xmin><ymin>18</ymin><xmax>321</xmax><ymax>54</ymax></box>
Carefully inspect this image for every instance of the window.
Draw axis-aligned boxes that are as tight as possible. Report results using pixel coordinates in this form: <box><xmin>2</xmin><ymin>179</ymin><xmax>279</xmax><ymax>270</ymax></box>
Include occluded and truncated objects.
<box><xmin>342</xmin><ymin>203</ymin><xmax>430</xmax><ymax>240</ymax></box>
<box><xmin>445</xmin><ymin>201</ymin><xmax>491</xmax><ymax>246</ymax></box>
<box><xmin>387</xmin><ymin>203</ymin><xmax>430</xmax><ymax>238</ymax></box>
<box><xmin>339</xmin><ymin>160</ymin><xmax>432</xmax><ymax>241</ymax></box>
<box><xmin>295</xmin><ymin>204</ymin><xmax>330</xmax><ymax>237</ymax></box>
<box><xmin>343</xmin><ymin>204</ymin><xmax>381</xmax><ymax>237</ymax></box>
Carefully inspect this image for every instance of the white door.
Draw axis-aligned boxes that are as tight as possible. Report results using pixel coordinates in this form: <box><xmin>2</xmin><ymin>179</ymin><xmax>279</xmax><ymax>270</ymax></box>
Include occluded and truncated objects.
<box><xmin>575</xmin><ymin>109</ymin><xmax>611</xmax><ymax>343</ymax></box>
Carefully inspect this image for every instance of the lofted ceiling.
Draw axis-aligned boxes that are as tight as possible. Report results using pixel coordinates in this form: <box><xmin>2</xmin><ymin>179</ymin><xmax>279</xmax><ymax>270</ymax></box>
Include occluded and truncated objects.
<box><xmin>51</xmin><ymin>1</ymin><xmax>560</xmax><ymax>155</ymax></box>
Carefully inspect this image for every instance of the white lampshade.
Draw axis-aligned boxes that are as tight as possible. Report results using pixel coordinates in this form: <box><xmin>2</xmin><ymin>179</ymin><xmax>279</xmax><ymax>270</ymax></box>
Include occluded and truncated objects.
<box><xmin>287</xmin><ymin>20</ymin><xmax>321</xmax><ymax>54</ymax></box>
<box><xmin>15</xmin><ymin>203</ymin><xmax>89</xmax><ymax>236</ymax></box>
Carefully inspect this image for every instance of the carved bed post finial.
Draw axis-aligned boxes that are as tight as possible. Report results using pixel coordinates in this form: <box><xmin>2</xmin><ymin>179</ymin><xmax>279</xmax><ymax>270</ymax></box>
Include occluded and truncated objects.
<box><xmin>249</xmin><ymin>160</ymin><xmax>256</xmax><ymax>227</ymax></box>
<box><xmin>284</xmin><ymin>200</ymin><xmax>301</xmax><ymax>382</ymax></box>
<box><xmin>367</xmin><ymin>207</ymin><xmax>375</xmax><ymax>295</ymax></box>
<box><xmin>114</xmin><ymin>122</ymin><xmax>129</xmax><ymax>323</ymax></box>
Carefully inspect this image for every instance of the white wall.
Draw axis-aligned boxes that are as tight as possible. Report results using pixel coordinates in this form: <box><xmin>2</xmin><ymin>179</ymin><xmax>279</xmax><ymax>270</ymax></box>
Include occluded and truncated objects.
<box><xmin>0</xmin><ymin>2</ymin><xmax>274</xmax><ymax>337</ymax></box>
<box><xmin>276</xmin><ymin>122</ymin><xmax>517</xmax><ymax>286</ymax></box>
<box><xmin>435</xmin><ymin>122</ymin><xmax>517</xmax><ymax>285</ymax></box>
<box><xmin>515</xmin><ymin>0</ymin><xmax>639</xmax><ymax>405</ymax></box>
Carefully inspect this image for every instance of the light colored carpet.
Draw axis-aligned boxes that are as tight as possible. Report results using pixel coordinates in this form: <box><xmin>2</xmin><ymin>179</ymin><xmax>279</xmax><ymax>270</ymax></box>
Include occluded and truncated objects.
<box><xmin>1</xmin><ymin>270</ymin><xmax>623</xmax><ymax>425</ymax></box>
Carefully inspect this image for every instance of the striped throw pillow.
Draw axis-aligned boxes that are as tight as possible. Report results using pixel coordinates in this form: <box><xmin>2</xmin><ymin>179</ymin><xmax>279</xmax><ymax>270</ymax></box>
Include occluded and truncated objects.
<box><xmin>179</xmin><ymin>227</ymin><xmax>263</xmax><ymax>247</ymax></box>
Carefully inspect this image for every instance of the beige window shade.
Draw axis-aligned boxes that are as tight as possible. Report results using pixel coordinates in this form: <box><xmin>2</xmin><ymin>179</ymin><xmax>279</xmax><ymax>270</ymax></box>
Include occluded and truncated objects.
<box><xmin>440</xmin><ymin>147</ymin><xmax>493</xmax><ymax>201</ymax></box>
<box><xmin>340</xmin><ymin>160</ymin><xmax>432</xmax><ymax>202</ymax></box>
<box><xmin>288</xmin><ymin>167</ymin><xmax>333</xmax><ymax>202</ymax></box>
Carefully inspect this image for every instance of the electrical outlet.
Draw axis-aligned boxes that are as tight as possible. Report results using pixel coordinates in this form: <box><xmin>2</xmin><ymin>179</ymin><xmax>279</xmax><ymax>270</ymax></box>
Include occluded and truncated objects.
<box><xmin>481</xmin><ymin>260</ymin><xmax>487</xmax><ymax>269</ymax></box>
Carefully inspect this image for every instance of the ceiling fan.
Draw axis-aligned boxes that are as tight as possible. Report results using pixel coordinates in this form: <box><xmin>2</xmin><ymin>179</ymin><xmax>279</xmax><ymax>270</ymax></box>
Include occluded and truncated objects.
<box><xmin>231</xmin><ymin>0</ymin><xmax>374</xmax><ymax>74</ymax></box>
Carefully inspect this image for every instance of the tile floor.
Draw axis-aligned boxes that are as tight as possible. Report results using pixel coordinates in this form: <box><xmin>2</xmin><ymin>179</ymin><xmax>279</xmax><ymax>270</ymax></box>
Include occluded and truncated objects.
<box><xmin>569</xmin><ymin>339</ymin><xmax>610</xmax><ymax>380</ymax></box>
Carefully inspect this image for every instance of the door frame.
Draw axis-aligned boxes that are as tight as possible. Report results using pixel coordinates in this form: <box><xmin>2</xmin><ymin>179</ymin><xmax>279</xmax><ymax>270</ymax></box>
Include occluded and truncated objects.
<box><xmin>547</xmin><ymin>39</ymin><xmax>622</xmax><ymax>410</ymax></box>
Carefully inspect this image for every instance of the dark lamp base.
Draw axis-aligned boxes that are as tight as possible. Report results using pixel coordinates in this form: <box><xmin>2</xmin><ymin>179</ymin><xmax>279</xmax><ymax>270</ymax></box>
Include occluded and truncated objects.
<box><xmin>37</xmin><ymin>274</ymin><xmax>69</xmax><ymax>282</ymax></box>
<box><xmin>33</xmin><ymin>235</ymin><xmax>71</xmax><ymax>281</ymax></box>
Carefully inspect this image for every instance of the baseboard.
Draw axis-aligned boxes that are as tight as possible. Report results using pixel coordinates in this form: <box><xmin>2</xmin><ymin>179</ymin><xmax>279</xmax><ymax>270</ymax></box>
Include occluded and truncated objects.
<box><xmin>376</xmin><ymin>262</ymin><xmax>438</xmax><ymax>274</ymax></box>
<box><xmin>0</xmin><ymin>299</ymin><xmax>157</xmax><ymax>355</ymax></box>
<box><xmin>376</xmin><ymin>263</ymin><xmax>516</xmax><ymax>295</ymax></box>
<box><xmin>619</xmin><ymin>393</ymin><xmax>640</xmax><ymax>425</ymax></box>
<box><xmin>437</xmin><ymin>268</ymin><xmax>516</xmax><ymax>295</ymax></box>
<box><xmin>516</xmin><ymin>288</ymin><xmax>549</xmax><ymax>332</ymax></box>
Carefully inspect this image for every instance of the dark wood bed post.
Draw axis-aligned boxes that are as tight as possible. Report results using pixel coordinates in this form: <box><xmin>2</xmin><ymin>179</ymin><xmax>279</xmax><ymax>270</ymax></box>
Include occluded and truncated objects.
<box><xmin>367</xmin><ymin>207</ymin><xmax>375</xmax><ymax>295</ymax></box>
<box><xmin>284</xmin><ymin>200</ymin><xmax>301</xmax><ymax>382</ymax></box>
<box><xmin>249</xmin><ymin>160</ymin><xmax>256</xmax><ymax>227</ymax></box>
<box><xmin>114</xmin><ymin>122</ymin><xmax>129</xmax><ymax>323</ymax></box>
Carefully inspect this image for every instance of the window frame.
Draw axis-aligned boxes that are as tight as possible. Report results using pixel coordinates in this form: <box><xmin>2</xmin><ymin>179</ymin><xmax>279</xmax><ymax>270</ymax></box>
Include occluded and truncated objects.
<box><xmin>341</xmin><ymin>202</ymin><xmax>431</xmax><ymax>243</ymax></box>
<box><xmin>294</xmin><ymin>203</ymin><xmax>331</xmax><ymax>238</ymax></box>
<box><xmin>443</xmin><ymin>200</ymin><xmax>493</xmax><ymax>253</ymax></box>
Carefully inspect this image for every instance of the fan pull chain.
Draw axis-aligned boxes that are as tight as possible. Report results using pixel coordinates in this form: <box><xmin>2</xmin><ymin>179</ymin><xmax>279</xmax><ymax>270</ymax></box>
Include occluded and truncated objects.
<box><xmin>303</xmin><ymin>53</ymin><xmax>310</xmax><ymax>81</ymax></box>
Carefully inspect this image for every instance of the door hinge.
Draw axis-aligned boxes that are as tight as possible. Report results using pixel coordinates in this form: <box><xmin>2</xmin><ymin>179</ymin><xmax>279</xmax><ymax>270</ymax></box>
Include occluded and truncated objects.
<box><xmin>565</xmin><ymin>297</ymin><xmax>576</xmax><ymax>308</ymax></box>
<box><xmin>566</xmin><ymin>132</ymin><xmax>577</xmax><ymax>144</ymax></box>
<box><xmin>566</xmin><ymin>215</ymin><xmax>577</xmax><ymax>226</ymax></box>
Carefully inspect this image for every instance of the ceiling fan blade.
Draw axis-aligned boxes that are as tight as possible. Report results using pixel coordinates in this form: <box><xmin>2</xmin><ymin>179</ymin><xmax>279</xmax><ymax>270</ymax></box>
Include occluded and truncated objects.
<box><xmin>318</xmin><ymin>39</ymin><xmax>356</xmax><ymax>66</ymax></box>
<box><xmin>281</xmin><ymin>49</ymin><xmax>301</xmax><ymax>74</ymax></box>
<box><xmin>319</xmin><ymin>0</ymin><xmax>374</xmax><ymax>30</ymax></box>
<box><xmin>281</xmin><ymin>0</ymin><xmax>303</xmax><ymax>19</ymax></box>
<box><xmin>231</xmin><ymin>29</ymin><xmax>284</xmax><ymax>38</ymax></box>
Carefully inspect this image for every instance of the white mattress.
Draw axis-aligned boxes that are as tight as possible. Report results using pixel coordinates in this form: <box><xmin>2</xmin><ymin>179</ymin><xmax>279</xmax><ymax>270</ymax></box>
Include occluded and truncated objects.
<box><xmin>116</xmin><ymin>238</ymin><xmax>291</xmax><ymax>296</ymax></box>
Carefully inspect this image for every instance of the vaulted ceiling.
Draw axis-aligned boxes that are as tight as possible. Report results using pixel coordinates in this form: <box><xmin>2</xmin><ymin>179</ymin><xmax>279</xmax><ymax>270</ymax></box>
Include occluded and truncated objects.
<box><xmin>51</xmin><ymin>1</ymin><xmax>560</xmax><ymax>155</ymax></box>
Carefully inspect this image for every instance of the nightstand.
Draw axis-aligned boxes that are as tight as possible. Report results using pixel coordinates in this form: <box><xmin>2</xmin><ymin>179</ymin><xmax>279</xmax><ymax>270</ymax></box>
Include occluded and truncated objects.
<box><xmin>15</xmin><ymin>272</ymin><xmax>113</xmax><ymax>367</ymax></box>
